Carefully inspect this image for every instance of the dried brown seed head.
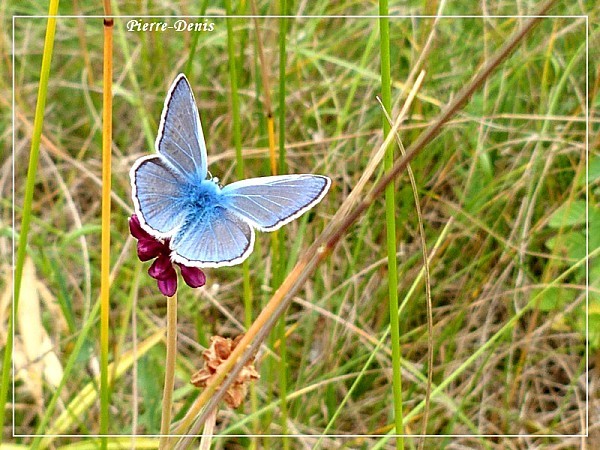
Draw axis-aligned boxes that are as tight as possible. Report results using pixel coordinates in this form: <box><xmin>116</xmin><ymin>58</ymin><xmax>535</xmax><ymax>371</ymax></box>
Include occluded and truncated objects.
<box><xmin>191</xmin><ymin>335</ymin><xmax>259</xmax><ymax>408</ymax></box>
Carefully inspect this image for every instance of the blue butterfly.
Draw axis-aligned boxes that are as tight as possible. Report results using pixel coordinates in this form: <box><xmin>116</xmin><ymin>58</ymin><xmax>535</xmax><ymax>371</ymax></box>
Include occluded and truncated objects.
<box><xmin>130</xmin><ymin>74</ymin><xmax>331</xmax><ymax>268</ymax></box>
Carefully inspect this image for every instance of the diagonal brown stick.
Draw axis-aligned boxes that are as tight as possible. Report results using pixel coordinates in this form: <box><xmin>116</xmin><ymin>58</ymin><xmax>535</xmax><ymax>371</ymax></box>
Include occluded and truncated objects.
<box><xmin>171</xmin><ymin>1</ymin><xmax>556</xmax><ymax>444</ymax></box>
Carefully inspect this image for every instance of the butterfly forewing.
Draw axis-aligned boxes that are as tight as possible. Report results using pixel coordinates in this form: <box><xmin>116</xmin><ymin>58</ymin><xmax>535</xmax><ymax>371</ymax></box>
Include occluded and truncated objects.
<box><xmin>131</xmin><ymin>156</ymin><xmax>189</xmax><ymax>237</ymax></box>
<box><xmin>156</xmin><ymin>74</ymin><xmax>208</xmax><ymax>180</ymax></box>
<box><xmin>221</xmin><ymin>174</ymin><xmax>331</xmax><ymax>231</ymax></box>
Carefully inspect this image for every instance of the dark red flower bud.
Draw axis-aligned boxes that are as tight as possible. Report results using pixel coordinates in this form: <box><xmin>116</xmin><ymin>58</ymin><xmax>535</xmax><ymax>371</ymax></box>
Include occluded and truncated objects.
<box><xmin>178</xmin><ymin>263</ymin><xmax>206</xmax><ymax>288</ymax></box>
<box><xmin>129</xmin><ymin>214</ymin><xmax>151</xmax><ymax>240</ymax></box>
<box><xmin>137</xmin><ymin>239</ymin><xmax>164</xmax><ymax>261</ymax></box>
<box><xmin>148</xmin><ymin>254</ymin><xmax>176</xmax><ymax>280</ymax></box>
<box><xmin>157</xmin><ymin>276</ymin><xmax>177</xmax><ymax>297</ymax></box>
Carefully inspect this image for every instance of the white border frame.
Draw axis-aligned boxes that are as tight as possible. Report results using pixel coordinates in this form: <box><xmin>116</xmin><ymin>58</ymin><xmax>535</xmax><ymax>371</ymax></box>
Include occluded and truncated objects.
<box><xmin>11</xmin><ymin>13</ymin><xmax>589</xmax><ymax>440</ymax></box>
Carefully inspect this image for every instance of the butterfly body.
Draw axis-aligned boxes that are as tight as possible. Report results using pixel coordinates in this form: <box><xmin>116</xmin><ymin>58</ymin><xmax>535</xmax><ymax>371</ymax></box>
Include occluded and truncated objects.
<box><xmin>181</xmin><ymin>176</ymin><xmax>222</xmax><ymax>211</ymax></box>
<box><xmin>130</xmin><ymin>74</ymin><xmax>330</xmax><ymax>268</ymax></box>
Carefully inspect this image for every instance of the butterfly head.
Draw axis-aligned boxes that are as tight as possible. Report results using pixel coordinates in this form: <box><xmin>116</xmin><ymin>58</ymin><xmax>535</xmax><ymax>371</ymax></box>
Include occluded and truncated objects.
<box><xmin>206</xmin><ymin>170</ymin><xmax>223</xmax><ymax>188</ymax></box>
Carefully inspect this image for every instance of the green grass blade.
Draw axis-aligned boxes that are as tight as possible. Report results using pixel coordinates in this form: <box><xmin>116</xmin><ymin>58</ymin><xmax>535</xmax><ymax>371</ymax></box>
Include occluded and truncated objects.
<box><xmin>224</xmin><ymin>1</ymin><xmax>251</xmax><ymax>331</ymax></box>
<box><xmin>278</xmin><ymin>5</ymin><xmax>288</xmax><ymax>174</ymax></box>
<box><xmin>224</xmin><ymin>5</ymin><xmax>256</xmax><ymax>438</ymax></box>
<box><xmin>277</xmin><ymin>5</ymin><xmax>290</xmax><ymax>447</ymax></box>
<box><xmin>378</xmin><ymin>1</ymin><xmax>405</xmax><ymax>447</ymax></box>
<box><xmin>1</xmin><ymin>0</ymin><xmax>60</xmax><ymax>439</ymax></box>
<box><xmin>225</xmin><ymin>1</ymin><xmax>244</xmax><ymax>180</ymax></box>
<box><xmin>184</xmin><ymin>0</ymin><xmax>210</xmax><ymax>78</ymax></box>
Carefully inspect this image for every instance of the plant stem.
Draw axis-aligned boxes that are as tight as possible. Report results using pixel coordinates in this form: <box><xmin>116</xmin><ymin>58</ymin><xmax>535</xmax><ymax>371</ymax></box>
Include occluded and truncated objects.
<box><xmin>159</xmin><ymin>294</ymin><xmax>178</xmax><ymax>449</ymax></box>
<box><xmin>224</xmin><ymin>0</ymin><xmax>255</xmax><ymax>425</ymax></box>
<box><xmin>224</xmin><ymin>5</ymin><xmax>257</xmax><ymax>443</ymax></box>
<box><xmin>224</xmin><ymin>1</ymin><xmax>250</xmax><ymax>319</ymax></box>
<box><xmin>378</xmin><ymin>1</ymin><xmax>404</xmax><ymax>447</ymax></box>
<box><xmin>0</xmin><ymin>0</ymin><xmax>59</xmax><ymax>440</ymax></box>
<box><xmin>185</xmin><ymin>0</ymin><xmax>209</xmax><ymax>78</ymax></box>
<box><xmin>99</xmin><ymin>4</ymin><xmax>113</xmax><ymax>447</ymax></box>
<box><xmin>278</xmin><ymin>2</ymin><xmax>288</xmax><ymax>174</ymax></box>
<box><xmin>277</xmin><ymin>4</ymin><xmax>290</xmax><ymax>447</ymax></box>
<box><xmin>224</xmin><ymin>4</ymin><xmax>255</xmax><ymax>429</ymax></box>
<box><xmin>225</xmin><ymin>0</ymin><xmax>243</xmax><ymax>180</ymax></box>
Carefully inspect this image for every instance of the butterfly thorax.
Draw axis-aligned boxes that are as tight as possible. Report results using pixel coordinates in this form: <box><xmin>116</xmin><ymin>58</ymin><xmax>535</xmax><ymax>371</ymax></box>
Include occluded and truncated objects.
<box><xmin>179</xmin><ymin>178</ymin><xmax>225</xmax><ymax>212</ymax></box>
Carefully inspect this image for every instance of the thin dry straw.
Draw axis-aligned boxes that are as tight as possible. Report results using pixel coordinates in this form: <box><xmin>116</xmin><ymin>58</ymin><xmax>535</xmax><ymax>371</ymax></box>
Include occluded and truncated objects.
<box><xmin>171</xmin><ymin>1</ymin><xmax>556</xmax><ymax>442</ymax></box>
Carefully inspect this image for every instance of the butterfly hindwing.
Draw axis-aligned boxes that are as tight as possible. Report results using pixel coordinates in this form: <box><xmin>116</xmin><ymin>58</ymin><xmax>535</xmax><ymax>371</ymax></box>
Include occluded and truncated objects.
<box><xmin>156</xmin><ymin>74</ymin><xmax>208</xmax><ymax>180</ymax></box>
<box><xmin>170</xmin><ymin>206</ymin><xmax>255</xmax><ymax>268</ymax></box>
<box><xmin>221</xmin><ymin>174</ymin><xmax>331</xmax><ymax>231</ymax></box>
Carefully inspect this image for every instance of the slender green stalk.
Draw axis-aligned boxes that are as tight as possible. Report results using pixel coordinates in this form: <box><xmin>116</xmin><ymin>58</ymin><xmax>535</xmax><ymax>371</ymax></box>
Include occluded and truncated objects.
<box><xmin>378</xmin><ymin>86</ymin><xmax>433</xmax><ymax>448</ymax></box>
<box><xmin>224</xmin><ymin>0</ymin><xmax>251</xmax><ymax>340</ymax></box>
<box><xmin>244</xmin><ymin>41</ymin><xmax>267</xmax><ymax>450</ymax></box>
<box><xmin>224</xmin><ymin>3</ymin><xmax>252</xmax><ymax>315</ymax></box>
<box><xmin>184</xmin><ymin>0</ymin><xmax>210</xmax><ymax>78</ymax></box>
<box><xmin>276</xmin><ymin>314</ymin><xmax>289</xmax><ymax>445</ymax></box>
<box><xmin>379</xmin><ymin>1</ymin><xmax>404</xmax><ymax>447</ymax></box>
<box><xmin>224</xmin><ymin>6</ymin><xmax>254</xmax><ymax>438</ymax></box>
<box><xmin>276</xmin><ymin>5</ymin><xmax>290</xmax><ymax>447</ymax></box>
<box><xmin>159</xmin><ymin>294</ymin><xmax>178</xmax><ymax>449</ymax></box>
<box><xmin>272</xmin><ymin>239</ymin><xmax>289</xmax><ymax>444</ymax></box>
<box><xmin>225</xmin><ymin>0</ymin><xmax>243</xmax><ymax>180</ymax></box>
<box><xmin>252</xmin><ymin>43</ymin><xmax>268</xmax><ymax>151</ymax></box>
<box><xmin>278</xmin><ymin>4</ymin><xmax>288</xmax><ymax>174</ymax></box>
<box><xmin>100</xmin><ymin>5</ymin><xmax>114</xmax><ymax>447</ymax></box>
<box><xmin>248</xmin><ymin>3</ymin><xmax>277</xmax><ymax>443</ymax></box>
<box><xmin>315</xmin><ymin>70</ymin><xmax>427</xmax><ymax>450</ymax></box>
<box><xmin>0</xmin><ymin>0</ymin><xmax>59</xmax><ymax>439</ymax></box>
